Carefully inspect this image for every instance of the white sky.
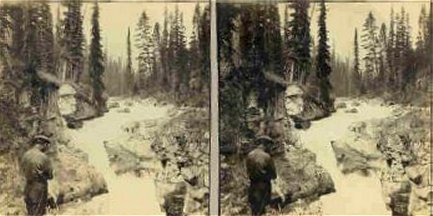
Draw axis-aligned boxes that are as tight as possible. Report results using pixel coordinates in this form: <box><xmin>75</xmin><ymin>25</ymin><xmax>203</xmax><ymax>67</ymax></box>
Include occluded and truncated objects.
<box><xmin>49</xmin><ymin>2</ymin><xmax>203</xmax><ymax>68</ymax></box>
<box><xmin>45</xmin><ymin>1</ymin><xmax>428</xmax><ymax>66</ymax></box>
<box><xmin>278</xmin><ymin>2</ymin><xmax>428</xmax><ymax>61</ymax></box>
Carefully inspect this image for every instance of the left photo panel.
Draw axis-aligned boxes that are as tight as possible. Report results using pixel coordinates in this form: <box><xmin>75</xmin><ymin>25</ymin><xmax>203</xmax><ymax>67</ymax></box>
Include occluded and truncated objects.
<box><xmin>0</xmin><ymin>1</ymin><xmax>210</xmax><ymax>215</ymax></box>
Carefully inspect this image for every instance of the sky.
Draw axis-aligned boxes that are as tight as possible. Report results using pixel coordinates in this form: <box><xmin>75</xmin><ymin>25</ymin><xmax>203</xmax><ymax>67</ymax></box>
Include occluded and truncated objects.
<box><xmin>44</xmin><ymin>1</ymin><xmax>428</xmax><ymax>67</ymax></box>
<box><xmin>277</xmin><ymin>1</ymin><xmax>428</xmax><ymax>61</ymax></box>
<box><xmin>49</xmin><ymin>2</ymin><xmax>204</xmax><ymax>68</ymax></box>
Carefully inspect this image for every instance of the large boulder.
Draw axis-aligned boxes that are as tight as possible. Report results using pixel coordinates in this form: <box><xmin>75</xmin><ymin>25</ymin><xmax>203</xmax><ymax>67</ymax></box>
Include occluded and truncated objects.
<box><xmin>284</xmin><ymin>85</ymin><xmax>332</xmax><ymax>127</ymax></box>
<box><xmin>272</xmin><ymin>147</ymin><xmax>335</xmax><ymax>205</ymax></box>
<box><xmin>58</xmin><ymin>84</ymin><xmax>104</xmax><ymax>129</ymax></box>
<box><xmin>331</xmin><ymin>110</ymin><xmax>430</xmax><ymax>215</ymax></box>
<box><xmin>103</xmin><ymin>107</ymin><xmax>209</xmax><ymax>216</ymax></box>
<box><xmin>50</xmin><ymin>145</ymin><xmax>108</xmax><ymax>204</ymax></box>
<box><xmin>220</xmin><ymin>146</ymin><xmax>335</xmax><ymax>216</ymax></box>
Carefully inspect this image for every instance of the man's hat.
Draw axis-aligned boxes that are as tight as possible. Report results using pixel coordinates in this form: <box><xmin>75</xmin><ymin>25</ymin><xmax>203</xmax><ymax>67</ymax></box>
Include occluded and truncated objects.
<box><xmin>32</xmin><ymin>135</ymin><xmax>51</xmax><ymax>144</ymax></box>
<box><xmin>246</xmin><ymin>107</ymin><xmax>263</xmax><ymax>122</ymax></box>
<box><xmin>254</xmin><ymin>135</ymin><xmax>274</xmax><ymax>146</ymax></box>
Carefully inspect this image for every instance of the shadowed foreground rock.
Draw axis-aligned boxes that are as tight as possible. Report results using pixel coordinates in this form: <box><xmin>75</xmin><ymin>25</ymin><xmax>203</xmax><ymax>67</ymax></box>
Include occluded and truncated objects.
<box><xmin>221</xmin><ymin>145</ymin><xmax>335</xmax><ymax>215</ymax></box>
<box><xmin>0</xmin><ymin>140</ymin><xmax>107</xmax><ymax>215</ymax></box>
<box><xmin>50</xmin><ymin>145</ymin><xmax>108</xmax><ymax>205</ymax></box>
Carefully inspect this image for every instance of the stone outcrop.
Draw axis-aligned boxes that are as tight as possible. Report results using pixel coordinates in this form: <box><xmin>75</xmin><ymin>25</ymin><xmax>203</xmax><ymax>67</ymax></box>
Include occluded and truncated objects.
<box><xmin>103</xmin><ymin>107</ymin><xmax>209</xmax><ymax>216</ymax></box>
<box><xmin>50</xmin><ymin>144</ymin><xmax>108</xmax><ymax>205</ymax></box>
<box><xmin>285</xmin><ymin>85</ymin><xmax>332</xmax><ymax>129</ymax></box>
<box><xmin>330</xmin><ymin>109</ymin><xmax>430</xmax><ymax>215</ymax></box>
<box><xmin>58</xmin><ymin>83</ymin><xmax>107</xmax><ymax>129</ymax></box>
<box><xmin>0</xmin><ymin>140</ymin><xmax>108</xmax><ymax>215</ymax></box>
<box><xmin>220</xmin><ymin>134</ymin><xmax>335</xmax><ymax>215</ymax></box>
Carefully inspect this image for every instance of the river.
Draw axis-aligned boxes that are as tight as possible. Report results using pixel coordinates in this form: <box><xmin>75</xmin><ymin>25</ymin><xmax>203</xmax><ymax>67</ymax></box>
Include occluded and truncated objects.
<box><xmin>298</xmin><ymin>98</ymin><xmax>394</xmax><ymax>215</ymax></box>
<box><xmin>61</xmin><ymin>98</ymin><xmax>171</xmax><ymax>215</ymax></box>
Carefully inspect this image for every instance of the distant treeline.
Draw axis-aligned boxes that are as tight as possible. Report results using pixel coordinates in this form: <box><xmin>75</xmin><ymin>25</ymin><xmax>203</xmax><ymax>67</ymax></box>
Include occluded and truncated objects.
<box><xmin>348</xmin><ymin>5</ymin><xmax>432</xmax><ymax>99</ymax></box>
<box><xmin>129</xmin><ymin>4</ymin><xmax>210</xmax><ymax>107</ymax></box>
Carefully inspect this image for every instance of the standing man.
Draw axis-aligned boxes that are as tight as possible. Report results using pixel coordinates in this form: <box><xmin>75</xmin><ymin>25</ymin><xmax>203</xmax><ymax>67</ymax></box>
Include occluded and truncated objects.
<box><xmin>245</xmin><ymin>135</ymin><xmax>277</xmax><ymax>216</ymax></box>
<box><xmin>21</xmin><ymin>135</ymin><xmax>54</xmax><ymax>216</ymax></box>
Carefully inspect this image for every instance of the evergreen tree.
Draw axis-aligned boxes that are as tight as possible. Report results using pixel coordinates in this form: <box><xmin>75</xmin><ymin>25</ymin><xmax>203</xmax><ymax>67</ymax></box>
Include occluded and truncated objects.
<box><xmin>264</xmin><ymin>3</ymin><xmax>283</xmax><ymax>76</ymax></box>
<box><xmin>199</xmin><ymin>5</ymin><xmax>210</xmax><ymax>93</ymax></box>
<box><xmin>416</xmin><ymin>5</ymin><xmax>427</xmax><ymax>52</ymax></box>
<box><xmin>386</xmin><ymin>8</ymin><xmax>396</xmax><ymax>87</ymax></box>
<box><xmin>353</xmin><ymin>28</ymin><xmax>363</xmax><ymax>94</ymax></box>
<box><xmin>135</xmin><ymin>11</ymin><xmax>154</xmax><ymax>92</ymax></box>
<box><xmin>0</xmin><ymin>5</ymin><xmax>10</xmax><ymax>71</ymax></box>
<box><xmin>152</xmin><ymin>22</ymin><xmax>162</xmax><ymax>86</ymax></box>
<box><xmin>126</xmin><ymin>27</ymin><xmax>134</xmax><ymax>95</ymax></box>
<box><xmin>160</xmin><ymin>7</ymin><xmax>169</xmax><ymax>90</ymax></box>
<box><xmin>54</xmin><ymin>5</ymin><xmax>63</xmax><ymax>77</ymax></box>
<box><xmin>377</xmin><ymin>23</ymin><xmax>387</xmax><ymax>85</ymax></box>
<box><xmin>167</xmin><ymin>6</ymin><xmax>188</xmax><ymax>97</ymax></box>
<box><xmin>361</xmin><ymin>11</ymin><xmax>378</xmax><ymax>89</ymax></box>
<box><xmin>37</xmin><ymin>1</ymin><xmax>55</xmax><ymax>75</ymax></box>
<box><xmin>88</xmin><ymin>1</ymin><xmax>106</xmax><ymax>114</ymax></box>
<box><xmin>287</xmin><ymin>0</ymin><xmax>311</xmax><ymax>84</ymax></box>
<box><xmin>189</xmin><ymin>3</ymin><xmax>201</xmax><ymax>92</ymax></box>
<box><xmin>315</xmin><ymin>0</ymin><xmax>333</xmax><ymax>108</ymax></box>
<box><xmin>62</xmin><ymin>0</ymin><xmax>84</xmax><ymax>83</ymax></box>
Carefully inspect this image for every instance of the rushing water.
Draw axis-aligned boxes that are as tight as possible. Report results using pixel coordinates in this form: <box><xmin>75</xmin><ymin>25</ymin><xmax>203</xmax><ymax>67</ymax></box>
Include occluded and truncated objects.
<box><xmin>298</xmin><ymin>98</ymin><xmax>394</xmax><ymax>215</ymax></box>
<box><xmin>62</xmin><ymin>98</ymin><xmax>171</xmax><ymax>215</ymax></box>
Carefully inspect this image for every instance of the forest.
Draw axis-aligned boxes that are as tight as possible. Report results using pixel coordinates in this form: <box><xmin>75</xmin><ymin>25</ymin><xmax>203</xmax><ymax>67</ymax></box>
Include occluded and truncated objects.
<box><xmin>0</xmin><ymin>0</ymin><xmax>210</xmax><ymax>151</ymax></box>
<box><xmin>218</xmin><ymin>1</ymin><xmax>431</xmax><ymax>215</ymax></box>
<box><xmin>0</xmin><ymin>1</ymin><xmax>210</xmax><ymax>215</ymax></box>
<box><xmin>218</xmin><ymin>0</ymin><xmax>432</xmax><ymax>153</ymax></box>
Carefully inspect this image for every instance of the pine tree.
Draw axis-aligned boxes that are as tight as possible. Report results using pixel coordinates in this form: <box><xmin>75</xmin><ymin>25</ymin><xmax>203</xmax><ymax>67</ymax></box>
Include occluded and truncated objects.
<box><xmin>135</xmin><ymin>11</ymin><xmax>154</xmax><ymax>92</ymax></box>
<box><xmin>287</xmin><ymin>0</ymin><xmax>311</xmax><ymax>84</ymax></box>
<box><xmin>315</xmin><ymin>0</ymin><xmax>333</xmax><ymax>108</ymax></box>
<box><xmin>152</xmin><ymin>22</ymin><xmax>162</xmax><ymax>86</ymax></box>
<box><xmin>416</xmin><ymin>5</ymin><xmax>427</xmax><ymax>52</ymax></box>
<box><xmin>189</xmin><ymin>3</ymin><xmax>201</xmax><ymax>92</ymax></box>
<box><xmin>167</xmin><ymin>6</ymin><xmax>188</xmax><ymax>97</ymax></box>
<box><xmin>37</xmin><ymin>1</ymin><xmax>55</xmax><ymax>75</ymax></box>
<box><xmin>377</xmin><ymin>23</ymin><xmax>387</xmax><ymax>86</ymax></box>
<box><xmin>0</xmin><ymin>5</ymin><xmax>10</xmax><ymax>71</ymax></box>
<box><xmin>353</xmin><ymin>28</ymin><xmax>363</xmax><ymax>94</ymax></box>
<box><xmin>386</xmin><ymin>8</ymin><xmax>396</xmax><ymax>87</ymax></box>
<box><xmin>54</xmin><ymin>5</ymin><xmax>63</xmax><ymax>77</ymax></box>
<box><xmin>264</xmin><ymin>3</ymin><xmax>283</xmax><ymax>76</ymax></box>
<box><xmin>88</xmin><ymin>1</ymin><xmax>105</xmax><ymax>114</ymax></box>
<box><xmin>177</xmin><ymin>12</ymin><xmax>189</xmax><ymax>97</ymax></box>
<box><xmin>394</xmin><ymin>7</ymin><xmax>409</xmax><ymax>89</ymax></box>
<box><xmin>62</xmin><ymin>0</ymin><xmax>84</xmax><ymax>83</ymax></box>
<box><xmin>126</xmin><ymin>27</ymin><xmax>134</xmax><ymax>95</ymax></box>
<box><xmin>160</xmin><ymin>7</ymin><xmax>169</xmax><ymax>91</ymax></box>
<box><xmin>361</xmin><ymin>11</ymin><xmax>378</xmax><ymax>89</ymax></box>
<box><xmin>199</xmin><ymin>5</ymin><xmax>210</xmax><ymax>93</ymax></box>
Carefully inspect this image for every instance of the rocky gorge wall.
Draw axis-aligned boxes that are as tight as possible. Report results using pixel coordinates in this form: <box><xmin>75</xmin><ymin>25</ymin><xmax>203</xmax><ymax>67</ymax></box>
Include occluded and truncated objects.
<box><xmin>103</xmin><ymin>105</ymin><xmax>209</xmax><ymax>215</ymax></box>
<box><xmin>331</xmin><ymin>107</ymin><xmax>430</xmax><ymax>215</ymax></box>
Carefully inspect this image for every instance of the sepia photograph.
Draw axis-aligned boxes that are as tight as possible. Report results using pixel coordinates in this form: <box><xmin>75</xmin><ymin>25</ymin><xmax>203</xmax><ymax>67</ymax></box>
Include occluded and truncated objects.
<box><xmin>218</xmin><ymin>0</ymin><xmax>431</xmax><ymax>215</ymax></box>
<box><xmin>0</xmin><ymin>0</ymin><xmax>209</xmax><ymax>215</ymax></box>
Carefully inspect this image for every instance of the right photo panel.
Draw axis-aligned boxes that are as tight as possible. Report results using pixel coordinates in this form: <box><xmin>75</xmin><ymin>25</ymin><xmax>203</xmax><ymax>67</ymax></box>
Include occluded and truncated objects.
<box><xmin>218</xmin><ymin>1</ymin><xmax>431</xmax><ymax>215</ymax></box>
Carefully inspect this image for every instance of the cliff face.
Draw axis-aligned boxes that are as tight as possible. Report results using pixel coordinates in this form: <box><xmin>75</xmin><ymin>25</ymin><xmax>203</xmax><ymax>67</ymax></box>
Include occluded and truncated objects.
<box><xmin>220</xmin><ymin>87</ymin><xmax>336</xmax><ymax>215</ymax></box>
<box><xmin>331</xmin><ymin>108</ymin><xmax>430</xmax><ymax>215</ymax></box>
<box><xmin>103</xmin><ymin>105</ymin><xmax>209</xmax><ymax>215</ymax></box>
<box><xmin>0</xmin><ymin>81</ymin><xmax>108</xmax><ymax>215</ymax></box>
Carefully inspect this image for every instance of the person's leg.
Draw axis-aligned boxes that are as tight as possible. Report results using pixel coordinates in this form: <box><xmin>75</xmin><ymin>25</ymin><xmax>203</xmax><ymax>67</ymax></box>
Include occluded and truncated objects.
<box><xmin>249</xmin><ymin>181</ymin><xmax>268</xmax><ymax>216</ymax></box>
<box><xmin>25</xmin><ymin>182</ymin><xmax>47</xmax><ymax>216</ymax></box>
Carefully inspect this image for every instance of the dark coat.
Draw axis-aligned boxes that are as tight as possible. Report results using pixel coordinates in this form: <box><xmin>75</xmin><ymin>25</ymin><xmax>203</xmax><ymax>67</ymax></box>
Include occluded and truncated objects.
<box><xmin>245</xmin><ymin>148</ymin><xmax>277</xmax><ymax>216</ymax></box>
<box><xmin>21</xmin><ymin>147</ymin><xmax>53</xmax><ymax>216</ymax></box>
